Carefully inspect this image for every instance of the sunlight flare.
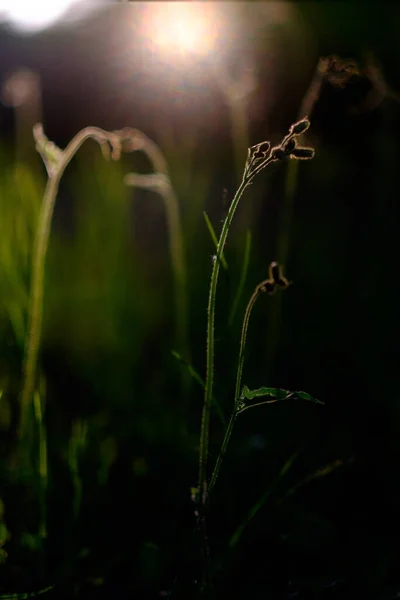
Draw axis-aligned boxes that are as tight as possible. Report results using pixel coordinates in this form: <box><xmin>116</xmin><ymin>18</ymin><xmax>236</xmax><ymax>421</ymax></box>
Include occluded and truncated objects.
<box><xmin>143</xmin><ymin>2</ymin><xmax>218</xmax><ymax>58</ymax></box>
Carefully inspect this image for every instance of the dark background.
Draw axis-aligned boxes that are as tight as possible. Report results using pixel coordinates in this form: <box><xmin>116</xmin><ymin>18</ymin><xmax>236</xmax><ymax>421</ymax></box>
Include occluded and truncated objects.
<box><xmin>1</xmin><ymin>2</ymin><xmax>400</xmax><ymax>598</ymax></box>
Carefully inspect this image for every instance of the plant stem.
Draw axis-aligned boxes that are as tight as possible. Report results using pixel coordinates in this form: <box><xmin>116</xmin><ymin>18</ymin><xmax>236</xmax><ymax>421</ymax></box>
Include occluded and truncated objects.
<box><xmin>18</xmin><ymin>166</ymin><xmax>62</xmax><ymax>441</ymax></box>
<box><xmin>198</xmin><ymin>175</ymin><xmax>248</xmax><ymax>505</ymax></box>
<box><xmin>198</xmin><ymin>116</ymin><xmax>314</xmax><ymax>506</ymax></box>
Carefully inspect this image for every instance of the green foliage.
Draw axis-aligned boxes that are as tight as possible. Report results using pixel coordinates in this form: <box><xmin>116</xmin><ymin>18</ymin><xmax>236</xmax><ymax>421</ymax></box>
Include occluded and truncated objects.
<box><xmin>239</xmin><ymin>384</ymin><xmax>324</xmax><ymax>405</ymax></box>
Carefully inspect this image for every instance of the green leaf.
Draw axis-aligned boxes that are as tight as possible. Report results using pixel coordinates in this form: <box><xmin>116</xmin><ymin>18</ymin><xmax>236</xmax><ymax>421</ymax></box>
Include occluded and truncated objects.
<box><xmin>203</xmin><ymin>211</ymin><xmax>228</xmax><ymax>270</ymax></box>
<box><xmin>239</xmin><ymin>385</ymin><xmax>324</xmax><ymax>411</ymax></box>
<box><xmin>240</xmin><ymin>385</ymin><xmax>289</xmax><ymax>401</ymax></box>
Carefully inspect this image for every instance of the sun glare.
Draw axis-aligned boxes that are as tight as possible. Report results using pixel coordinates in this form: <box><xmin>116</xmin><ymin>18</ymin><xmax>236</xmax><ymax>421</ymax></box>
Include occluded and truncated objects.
<box><xmin>144</xmin><ymin>2</ymin><xmax>217</xmax><ymax>58</ymax></box>
<box><xmin>0</xmin><ymin>0</ymin><xmax>80</xmax><ymax>31</ymax></box>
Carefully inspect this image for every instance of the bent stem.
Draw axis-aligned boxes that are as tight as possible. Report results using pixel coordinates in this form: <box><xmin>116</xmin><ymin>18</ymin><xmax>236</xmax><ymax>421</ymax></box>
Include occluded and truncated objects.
<box><xmin>123</xmin><ymin>132</ymin><xmax>188</xmax><ymax>359</ymax></box>
<box><xmin>19</xmin><ymin>125</ymin><xmax>145</xmax><ymax>442</ymax></box>
<box><xmin>207</xmin><ymin>277</ymin><xmax>273</xmax><ymax>504</ymax></box>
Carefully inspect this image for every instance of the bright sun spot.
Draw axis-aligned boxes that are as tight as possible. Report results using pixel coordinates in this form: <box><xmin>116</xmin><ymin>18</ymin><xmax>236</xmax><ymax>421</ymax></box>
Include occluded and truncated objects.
<box><xmin>144</xmin><ymin>2</ymin><xmax>217</xmax><ymax>58</ymax></box>
<box><xmin>0</xmin><ymin>0</ymin><xmax>79</xmax><ymax>31</ymax></box>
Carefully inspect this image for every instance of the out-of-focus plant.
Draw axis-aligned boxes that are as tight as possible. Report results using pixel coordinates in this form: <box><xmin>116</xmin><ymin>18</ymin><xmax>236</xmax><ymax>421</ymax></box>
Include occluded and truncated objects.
<box><xmin>0</xmin><ymin>163</ymin><xmax>43</xmax><ymax>346</ymax></box>
<box><xmin>265</xmin><ymin>54</ymin><xmax>375</xmax><ymax>374</ymax></box>
<box><xmin>123</xmin><ymin>130</ymin><xmax>188</xmax><ymax>358</ymax></box>
<box><xmin>19</xmin><ymin>124</ymin><xmax>186</xmax><ymax>445</ymax></box>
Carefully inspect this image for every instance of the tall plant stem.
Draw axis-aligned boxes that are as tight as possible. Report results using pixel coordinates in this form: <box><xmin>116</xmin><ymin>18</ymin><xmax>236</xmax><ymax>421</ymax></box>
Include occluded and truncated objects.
<box><xmin>197</xmin><ymin>151</ymin><xmax>274</xmax><ymax>505</ymax></box>
<box><xmin>198</xmin><ymin>175</ymin><xmax>247</xmax><ymax>505</ymax></box>
<box><xmin>207</xmin><ymin>280</ymin><xmax>267</xmax><ymax>504</ymax></box>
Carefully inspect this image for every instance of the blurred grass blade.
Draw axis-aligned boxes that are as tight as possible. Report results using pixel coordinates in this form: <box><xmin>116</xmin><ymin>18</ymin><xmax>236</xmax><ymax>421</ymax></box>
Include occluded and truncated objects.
<box><xmin>0</xmin><ymin>585</ymin><xmax>55</xmax><ymax>599</ymax></box>
<box><xmin>279</xmin><ymin>457</ymin><xmax>354</xmax><ymax>504</ymax></box>
<box><xmin>203</xmin><ymin>211</ymin><xmax>228</xmax><ymax>270</ymax></box>
<box><xmin>229</xmin><ymin>455</ymin><xmax>352</xmax><ymax>549</ymax></box>
<box><xmin>229</xmin><ymin>452</ymin><xmax>299</xmax><ymax>548</ymax></box>
<box><xmin>171</xmin><ymin>350</ymin><xmax>226</xmax><ymax>425</ymax></box>
<box><xmin>228</xmin><ymin>229</ymin><xmax>252</xmax><ymax>326</ymax></box>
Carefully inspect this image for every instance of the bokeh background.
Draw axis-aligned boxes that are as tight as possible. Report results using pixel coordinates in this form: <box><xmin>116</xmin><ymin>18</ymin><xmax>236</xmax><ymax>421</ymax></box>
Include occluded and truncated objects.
<box><xmin>1</xmin><ymin>1</ymin><xmax>400</xmax><ymax>598</ymax></box>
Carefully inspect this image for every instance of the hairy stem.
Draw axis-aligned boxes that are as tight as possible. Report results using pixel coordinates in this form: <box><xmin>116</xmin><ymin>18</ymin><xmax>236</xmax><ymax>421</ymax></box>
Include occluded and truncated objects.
<box><xmin>198</xmin><ymin>174</ymin><xmax>248</xmax><ymax>505</ymax></box>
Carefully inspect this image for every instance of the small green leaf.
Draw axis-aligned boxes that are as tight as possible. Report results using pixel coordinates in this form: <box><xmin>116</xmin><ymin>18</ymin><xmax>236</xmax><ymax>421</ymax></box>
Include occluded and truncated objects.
<box><xmin>171</xmin><ymin>350</ymin><xmax>226</xmax><ymax>425</ymax></box>
<box><xmin>203</xmin><ymin>211</ymin><xmax>228</xmax><ymax>270</ymax></box>
<box><xmin>239</xmin><ymin>385</ymin><xmax>324</xmax><ymax>408</ymax></box>
<box><xmin>240</xmin><ymin>385</ymin><xmax>290</xmax><ymax>401</ymax></box>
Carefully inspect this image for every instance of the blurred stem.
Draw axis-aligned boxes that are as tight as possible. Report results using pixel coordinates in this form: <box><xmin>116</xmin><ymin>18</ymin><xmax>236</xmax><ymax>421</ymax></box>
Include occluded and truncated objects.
<box><xmin>19</xmin><ymin>125</ymin><xmax>146</xmax><ymax>442</ymax></box>
<box><xmin>207</xmin><ymin>277</ymin><xmax>271</xmax><ymax>504</ymax></box>
<box><xmin>19</xmin><ymin>163</ymin><xmax>61</xmax><ymax>442</ymax></box>
<box><xmin>124</xmin><ymin>133</ymin><xmax>188</xmax><ymax>360</ymax></box>
<box><xmin>265</xmin><ymin>59</ymin><xmax>325</xmax><ymax>375</ymax></box>
<box><xmin>230</xmin><ymin>99</ymin><xmax>250</xmax><ymax>187</ymax></box>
